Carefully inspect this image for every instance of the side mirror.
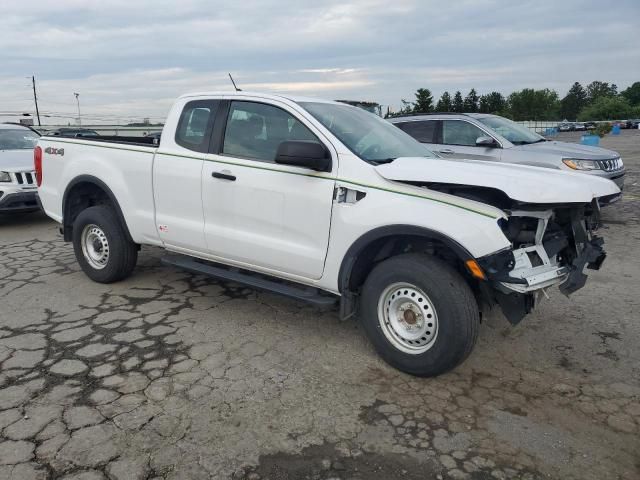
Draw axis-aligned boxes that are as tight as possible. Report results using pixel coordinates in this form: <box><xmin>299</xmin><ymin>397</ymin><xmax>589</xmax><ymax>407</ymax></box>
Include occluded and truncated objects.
<box><xmin>476</xmin><ymin>136</ymin><xmax>499</xmax><ymax>148</ymax></box>
<box><xmin>275</xmin><ymin>141</ymin><xmax>331</xmax><ymax>172</ymax></box>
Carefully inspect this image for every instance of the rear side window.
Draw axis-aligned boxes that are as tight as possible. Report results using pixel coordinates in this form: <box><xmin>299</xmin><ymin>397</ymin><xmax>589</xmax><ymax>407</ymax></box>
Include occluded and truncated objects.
<box><xmin>396</xmin><ymin>121</ymin><xmax>437</xmax><ymax>143</ymax></box>
<box><xmin>175</xmin><ymin>100</ymin><xmax>218</xmax><ymax>152</ymax></box>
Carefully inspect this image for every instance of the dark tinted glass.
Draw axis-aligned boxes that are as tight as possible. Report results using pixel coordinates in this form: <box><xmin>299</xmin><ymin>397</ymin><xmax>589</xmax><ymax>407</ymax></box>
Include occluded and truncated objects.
<box><xmin>175</xmin><ymin>100</ymin><xmax>218</xmax><ymax>152</ymax></box>
<box><xmin>396</xmin><ymin>121</ymin><xmax>437</xmax><ymax>143</ymax></box>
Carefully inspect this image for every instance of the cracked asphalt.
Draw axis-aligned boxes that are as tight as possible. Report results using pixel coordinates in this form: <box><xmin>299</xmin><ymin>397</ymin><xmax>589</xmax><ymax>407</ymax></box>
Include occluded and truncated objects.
<box><xmin>1</xmin><ymin>131</ymin><xmax>639</xmax><ymax>480</ymax></box>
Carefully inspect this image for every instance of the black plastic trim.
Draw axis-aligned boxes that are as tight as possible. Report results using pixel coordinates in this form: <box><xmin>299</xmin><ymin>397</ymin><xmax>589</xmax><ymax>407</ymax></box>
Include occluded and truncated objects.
<box><xmin>61</xmin><ymin>175</ymin><xmax>133</xmax><ymax>243</ymax></box>
<box><xmin>338</xmin><ymin>224</ymin><xmax>475</xmax><ymax>294</ymax></box>
<box><xmin>162</xmin><ymin>255</ymin><xmax>337</xmax><ymax>307</ymax></box>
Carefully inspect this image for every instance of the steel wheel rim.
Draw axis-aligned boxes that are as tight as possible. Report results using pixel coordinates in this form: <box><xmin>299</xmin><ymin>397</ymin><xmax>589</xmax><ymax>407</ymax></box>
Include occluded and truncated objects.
<box><xmin>81</xmin><ymin>224</ymin><xmax>110</xmax><ymax>270</ymax></box>
<box><xmin>377</xmin><ymin>282</ymin><xmax>438</xmax><ymax>354</ymax></box>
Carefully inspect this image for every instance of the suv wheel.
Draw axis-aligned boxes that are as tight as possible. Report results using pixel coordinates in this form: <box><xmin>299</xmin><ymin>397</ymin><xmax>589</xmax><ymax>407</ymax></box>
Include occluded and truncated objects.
<box><xmin>72</xmin><ymin>205</ymin><xmax>138</xmax><ymax>283</ymax></box>
<box><xmin>360</xmin><ymin>253</ymin><xmax>479</xmax><ymax>377</ymax></box>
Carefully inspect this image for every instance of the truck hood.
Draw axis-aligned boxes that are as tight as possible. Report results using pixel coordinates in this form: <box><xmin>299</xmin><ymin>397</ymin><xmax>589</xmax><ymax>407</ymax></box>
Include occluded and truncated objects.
<box><xmin>375</xmin><ymin>156</ymin><xmax>620</xmax><ymax>204</ymax></box>
<box><xmin>513</xmin><ymin>140</ymin><xmax>619</xmax><ymax>160</ymax></box>
<box><xmin>0</xmin><ymin>149</ymin><xmax>34</xmax><ymax>171</ymax></box>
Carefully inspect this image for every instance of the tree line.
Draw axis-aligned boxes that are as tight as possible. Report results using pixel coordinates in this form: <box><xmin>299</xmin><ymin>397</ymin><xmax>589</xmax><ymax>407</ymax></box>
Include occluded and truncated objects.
<box><xmin>387</xmin><ymin>81</ymin><xmax>640</xmax><ymax>122</ymax></box>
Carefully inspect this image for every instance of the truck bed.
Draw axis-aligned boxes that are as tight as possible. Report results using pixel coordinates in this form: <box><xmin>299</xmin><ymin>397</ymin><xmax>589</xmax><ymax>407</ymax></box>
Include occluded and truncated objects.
<box><xmin>43</xmin><ymin>135</ymin><xmax>158</xmax><ymax>148</ymax></box>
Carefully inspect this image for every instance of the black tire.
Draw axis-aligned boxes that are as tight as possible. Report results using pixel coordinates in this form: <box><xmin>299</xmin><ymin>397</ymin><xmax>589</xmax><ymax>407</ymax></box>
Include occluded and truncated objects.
<box><xmin>359</xmin><ymin>253</ymin><xmax>479</xmax><ymax>377</ymax></box>
<box><xmin>72</xmin><ymin>205</ymin><xmax>138</xmax><ymax>283</ymax></box>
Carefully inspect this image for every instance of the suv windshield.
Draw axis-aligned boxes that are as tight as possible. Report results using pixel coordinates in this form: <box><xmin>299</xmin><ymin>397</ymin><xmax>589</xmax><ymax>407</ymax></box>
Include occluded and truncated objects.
<box><xmin>299</xmin><ymin>102</ymin><xmax>434</xmax><ymax>163</ymax></box>
<box><xmin>0</xmin><ymin>129</ymin><xmax>40</xmax><ymax>150</ymax></box>
<box><xmin>477</xmin><ymin>116</ymin><xmax>544</xmax><ymax>145</ymax></box>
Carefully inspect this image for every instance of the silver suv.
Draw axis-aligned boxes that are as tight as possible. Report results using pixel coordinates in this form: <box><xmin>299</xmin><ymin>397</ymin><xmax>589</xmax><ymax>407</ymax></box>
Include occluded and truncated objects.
<box><xmin>389</xmin><ymin>113</ymin><xmax>625</xmax><ymax>195</ymax></box>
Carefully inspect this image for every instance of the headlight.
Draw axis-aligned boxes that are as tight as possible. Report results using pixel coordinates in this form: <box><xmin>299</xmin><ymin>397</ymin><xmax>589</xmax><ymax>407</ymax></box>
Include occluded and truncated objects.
<box><xmin>562</xmin><ymin>159</ymin><xmax>601</xmax><ymax>171</ymax></box>
<box><xmin>0</xmin><ymin>171</ymin><xmax>11</xmax><ymax>182</ymax></box>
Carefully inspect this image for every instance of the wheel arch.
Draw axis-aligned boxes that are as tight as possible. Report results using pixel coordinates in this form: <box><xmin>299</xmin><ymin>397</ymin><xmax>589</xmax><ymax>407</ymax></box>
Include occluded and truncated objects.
<box><xmin>62</xmin><ymin>175</ymin><xmax>133</xmax><ymax>243</ymax></box>
<box><xmin>338</xmin><ymin>225</ymin><xmax>476</xmax><ymax>296</ymax></box>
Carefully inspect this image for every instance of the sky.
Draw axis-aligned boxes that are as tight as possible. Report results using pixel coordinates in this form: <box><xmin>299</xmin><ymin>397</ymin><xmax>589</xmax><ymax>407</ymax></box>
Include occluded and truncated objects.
<box><xmin>1</xmin><ymin>0</ymin><xmax>639</xmax><ymax>124</ymax></box>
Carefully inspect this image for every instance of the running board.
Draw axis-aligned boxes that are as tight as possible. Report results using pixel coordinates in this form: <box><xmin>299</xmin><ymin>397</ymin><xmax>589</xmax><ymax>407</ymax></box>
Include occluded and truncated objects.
<box><xmin>161</xmin><ymin>255</ymin><xmax>337</xmax><ymax>307</ymax></box>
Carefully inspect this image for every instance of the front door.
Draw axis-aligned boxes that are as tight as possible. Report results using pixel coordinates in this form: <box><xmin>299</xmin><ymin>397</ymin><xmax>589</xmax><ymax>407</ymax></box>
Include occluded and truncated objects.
<box><xmin>202</xmin><ymin>100</ymin><xmax>336</xmax><ymax>280</ymax></box>
<box><xmin>439</xmin><ymin>119</ymin><xmax>501</xmax><ymax>162</ymax></box>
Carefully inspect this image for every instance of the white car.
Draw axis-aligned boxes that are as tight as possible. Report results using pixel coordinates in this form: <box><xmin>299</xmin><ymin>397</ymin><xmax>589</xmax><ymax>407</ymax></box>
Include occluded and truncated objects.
<box><xmin>36</xmin><ymin>92</ymin><xmax>618</xmax><ymax>376</ymax></box>
<box><xmin>0</xmin><ymin>123</ymin><xmax>41</xmax><ymax>213</ymax></box>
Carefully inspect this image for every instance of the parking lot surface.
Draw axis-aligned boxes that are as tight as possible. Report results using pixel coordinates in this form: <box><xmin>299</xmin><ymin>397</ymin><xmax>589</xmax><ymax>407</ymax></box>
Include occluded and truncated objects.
<box><xmin>1</xmin><ymin>131</ymin><xmax>639</xmax><ymax>480</ymax></box>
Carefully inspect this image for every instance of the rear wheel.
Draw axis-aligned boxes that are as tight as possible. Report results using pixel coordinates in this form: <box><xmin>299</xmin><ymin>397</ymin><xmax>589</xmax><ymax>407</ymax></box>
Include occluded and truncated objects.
<box><xmin>359</xmin><ymin>253</ymin><xmax>479</xmax><ymax>377</ymax></box>
<box><xmin>72</xmin><ymin>205</ymin><xmax>137</xmax><ymax>283</ymax></box>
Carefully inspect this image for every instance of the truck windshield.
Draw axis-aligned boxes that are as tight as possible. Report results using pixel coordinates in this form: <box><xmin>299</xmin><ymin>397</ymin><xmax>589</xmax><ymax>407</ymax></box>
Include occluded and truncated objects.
<box><xmin>477</xmin><ymin>116</ymin><xmax>544</xmax><ymax>145</ymax></box>
<box><xmin>299</xmin><ymin>102</ymin><xmax>435</xmax><ymax>163</ymax></box>
<box><xmin>0</xmin><ymin>129</ymin><xmax>40</xmax><ymax>150</ymax></box>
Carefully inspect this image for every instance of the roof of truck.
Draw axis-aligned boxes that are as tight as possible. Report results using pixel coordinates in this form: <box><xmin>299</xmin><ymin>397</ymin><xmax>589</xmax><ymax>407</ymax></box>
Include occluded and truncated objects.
<box><xmin>178</xmin><ymin>91</ymin><xmax>338</xmax><ymax>105</ymax></box>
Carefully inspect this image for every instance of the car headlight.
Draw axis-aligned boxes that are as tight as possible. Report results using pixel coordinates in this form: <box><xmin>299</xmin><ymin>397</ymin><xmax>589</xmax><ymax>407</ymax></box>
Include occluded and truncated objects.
<box><xmin>562</xmin><ymin>159</ymin><xmax>601</xmax><ymax>171</ymax></box>
<box><xmin>0</xmin><ymin>171</ymin><xmax>11</xmax><ymax>182</ymax></box>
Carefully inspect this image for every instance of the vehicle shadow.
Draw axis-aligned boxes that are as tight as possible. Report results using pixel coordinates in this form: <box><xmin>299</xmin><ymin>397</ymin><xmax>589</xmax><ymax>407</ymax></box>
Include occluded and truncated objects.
<box><xmin>0</xmin><ymin>209</ymin><xmax>49</xmax><ymax>226</ymax></box>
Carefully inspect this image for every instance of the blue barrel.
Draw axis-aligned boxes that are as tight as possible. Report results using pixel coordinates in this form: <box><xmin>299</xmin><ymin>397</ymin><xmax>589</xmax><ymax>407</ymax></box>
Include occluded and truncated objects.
<box><xmin>581</xmin><ymin>135</ymin><xmax>600</xmax><ymax>146</ymax></box>
<box><xmin>612</xmin><ymin>124</ymin><xmax>621</xmax><ymax>135</ymax></box>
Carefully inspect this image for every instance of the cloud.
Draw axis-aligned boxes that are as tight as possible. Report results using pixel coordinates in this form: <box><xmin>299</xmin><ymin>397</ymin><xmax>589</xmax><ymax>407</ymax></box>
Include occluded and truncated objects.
<box><xmin>0</xmin><ymin>0</ymin><xmax>638</xmax><ymax>123</ymax></box>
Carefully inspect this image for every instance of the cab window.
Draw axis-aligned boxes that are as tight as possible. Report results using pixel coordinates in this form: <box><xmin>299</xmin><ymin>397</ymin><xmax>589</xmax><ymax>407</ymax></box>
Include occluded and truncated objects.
<box><xmin>175</xmin><ymin>100</ymin><xmax>218</xmax><ymax>152</ymax></box>
<box><xmin>222</xmin><ymin>101</ymin><xmax>321</xmax><ymax>162</ymax></box>
<box><xmin>442</xmin><ymin>120</ymin><xmax>487</xmax><ymax>147</ymax></box>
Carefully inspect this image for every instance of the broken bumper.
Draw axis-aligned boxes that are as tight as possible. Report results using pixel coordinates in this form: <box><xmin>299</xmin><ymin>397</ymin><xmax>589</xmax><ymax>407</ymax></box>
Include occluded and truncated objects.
<box><xmin>477</xmin><ymin>207</ymin><xmax>606</xmax><ymax>324</ymax></box>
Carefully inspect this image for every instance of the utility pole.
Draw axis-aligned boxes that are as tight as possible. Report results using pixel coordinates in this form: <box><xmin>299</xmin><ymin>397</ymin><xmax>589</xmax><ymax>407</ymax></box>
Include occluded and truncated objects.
<box><xmin>32</xmin><ymin>76</ymin><xmax>41</xmax><ymax>126</ymax></box>
<box><xmin>74</xmin><ymin>93</ymin><xmax>81</xmax><ymax>126</ymax></box>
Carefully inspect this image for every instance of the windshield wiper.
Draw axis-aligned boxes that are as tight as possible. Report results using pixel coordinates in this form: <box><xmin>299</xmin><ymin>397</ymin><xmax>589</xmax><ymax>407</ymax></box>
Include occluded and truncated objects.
<box><xmin>370</xmin><ymin>158</ymin><xmax>397</xmax><ymax>165</ymax></box>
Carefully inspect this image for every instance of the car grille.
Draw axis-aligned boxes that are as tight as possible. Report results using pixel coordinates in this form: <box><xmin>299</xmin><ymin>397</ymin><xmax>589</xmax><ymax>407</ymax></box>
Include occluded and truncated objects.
<box><xmin>12</xmin><ymin>171</ymin><xmax>37</xmax><ymax>185</ymax></box>
<box><xmin>597</xmin><ymin>158</ymin><xmax>623</xmax><ymax>172</ymax></box>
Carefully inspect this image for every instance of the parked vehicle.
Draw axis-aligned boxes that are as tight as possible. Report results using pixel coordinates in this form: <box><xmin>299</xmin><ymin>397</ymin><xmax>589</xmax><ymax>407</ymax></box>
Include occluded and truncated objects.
<box><xmin>0</xmin><ymin>123</ymin><xmax>41</xmax><ymax>213</ymax></box>
<box><xmin>573</xmin><ymin>122</ymin><xmax>586</xmax><ymax>131</ymax></box>
<box><xmin>583</xmin><ymin>121</ymin><xmax>597</xmax><ymax>130</ymax></box>
<box><xmin>625</xmin><ymin>119</ymin><xmax>640</xmax><ymax>129</ymax></box>
<box><xmin>558</xmin><ymin>122</ymin><xmax>573</xmax><ymax>132</ymax></box>
<box><xmin>36</xmin><ymin>92</ymin><xmax>618</xmax><ymax>376</ymax></box>
<box><xmin>48</xmin><ymin>128</ymin><xmax>100</xmax><ymax>138</ymax></box>
<box><xmin>390</xmin><ymin>113</ymin><xmax>624</xmax><ymax>195</ymax></box>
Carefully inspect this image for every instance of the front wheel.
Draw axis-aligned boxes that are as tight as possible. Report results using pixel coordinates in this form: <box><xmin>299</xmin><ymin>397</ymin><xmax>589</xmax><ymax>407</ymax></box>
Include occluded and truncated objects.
<box><xmin>72</xmin><ymin>205</ymin><xmax>138</xmax><ymax>283</ymax></box>
<box><xmin>359</xmin><ymin>253</ymin><xmax>479</xmax><ymax>377</ymax></box>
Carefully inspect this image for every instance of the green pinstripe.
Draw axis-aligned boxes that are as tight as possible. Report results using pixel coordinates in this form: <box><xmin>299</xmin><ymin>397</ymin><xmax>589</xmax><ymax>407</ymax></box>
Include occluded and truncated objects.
<box><xmin>41</xmin><ymin>137</ymin><xmax>499</xmax><ymax>219</ymax></box>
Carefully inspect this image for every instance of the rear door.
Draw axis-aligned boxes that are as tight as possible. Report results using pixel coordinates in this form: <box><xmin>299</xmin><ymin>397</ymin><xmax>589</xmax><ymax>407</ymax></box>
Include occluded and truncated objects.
<box><xmin>153</xmin><ymin>99</ymin><xmax>219</xmax><ymax>252</ymax></box>
<box><xmin>395</xmin><ymin>120</ymin><xmax>440</xmax><ymax>154</ymax></box>
<box><xmin>201</xmin><ymin>99</ymin><xmax>336</xmax><ymax>280</ymax></box>
<box><xmin>439</xmin><ymin>119</ymin><xmax>502</xmax><ymax>162</ymax></box>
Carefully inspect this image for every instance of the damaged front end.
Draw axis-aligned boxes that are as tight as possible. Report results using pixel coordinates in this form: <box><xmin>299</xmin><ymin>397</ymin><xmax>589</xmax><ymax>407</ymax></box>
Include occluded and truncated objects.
<box><xmin>478</xmin><ymin>199</ymin><xmax>606</xmax><ymax>324</ymax></box>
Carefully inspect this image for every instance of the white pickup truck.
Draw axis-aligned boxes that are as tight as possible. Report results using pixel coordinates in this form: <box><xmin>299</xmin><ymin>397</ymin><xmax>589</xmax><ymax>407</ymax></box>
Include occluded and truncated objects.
<box><xmin>36</xmin><ymin>91</ymin><xmax>619</xmax><ymax>376</ymax></box>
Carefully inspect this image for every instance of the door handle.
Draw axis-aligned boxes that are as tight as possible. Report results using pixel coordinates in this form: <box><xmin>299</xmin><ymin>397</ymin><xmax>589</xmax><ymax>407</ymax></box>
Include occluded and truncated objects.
<box><xmin>212</xmin><ymin>171</ymin><xmax>236</xmax><ymax>181</ymax></box>
<box><xmin>437</xmin><ymin>149</ymin><xmax>455</xmax><ymax>154</ymax></box>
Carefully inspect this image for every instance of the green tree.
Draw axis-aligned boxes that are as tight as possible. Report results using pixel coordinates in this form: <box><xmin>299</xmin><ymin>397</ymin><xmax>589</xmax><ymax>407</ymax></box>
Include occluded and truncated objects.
<box><xmin>413</xmin><ymin>88</ymin><xmax>434</xmax><ymax>113</ymax></box>
<box><xmin>463</xmin><ymin>88</ymin><xmax>479</xmax><ymax>112</ymax></box>
<box><xmin>578</xmin><ymin>96</ymin><xmax>638</xmax><ymax>121</ymax></box>
<box><xmin>560</xmin><ymin>82</ymin><xmax>587</xmax><ymax>120</ymax></box>
<box><xmin>397</xmin><ymin>99</ymin><xmax>415</xmax><ymax>116</ymax></box>
<box><xmin>479</xmin><ymin>92</ymin><xmax>505</xmax><ymax>113</ymax></box>
<box><xmin>452</xmin><ymin>91</ymin><xmax>464</xmax><ymax>112</ymax></box>
<box><xmin>586</xmin><ymin>81</ymin><xmax>617</xmax><ymax>104</ymax></box>
<box><xmin>621</xmin><ymin>82</ymin><xmax>640</xmax><ymax>106</ymax></box>
<box><xmin>507</xmin><ymin>88</ymin><xmax>559</xmax><ymax>120</ymax></box>
<box><xmin>436</xmin><ymin>91</ymin><xmax>452</xmax><ymax>112</ymax></box>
